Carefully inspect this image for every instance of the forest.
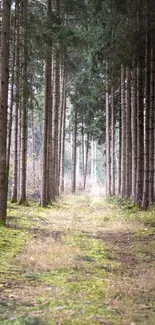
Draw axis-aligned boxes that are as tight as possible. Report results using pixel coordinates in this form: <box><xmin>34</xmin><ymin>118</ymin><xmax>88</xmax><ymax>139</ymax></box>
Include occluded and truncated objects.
<box><xmin>0</xmin><ymin>0</ymin><xmax>155</xmax><ymax>324</ymax></box>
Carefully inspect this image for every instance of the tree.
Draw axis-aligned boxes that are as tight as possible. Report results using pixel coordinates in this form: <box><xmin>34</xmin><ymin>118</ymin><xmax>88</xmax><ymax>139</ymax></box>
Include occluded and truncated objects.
<box><xmin>0</xmin><ymin>0</ymin><xmax>11</xmax><ymax>223</ymax></box>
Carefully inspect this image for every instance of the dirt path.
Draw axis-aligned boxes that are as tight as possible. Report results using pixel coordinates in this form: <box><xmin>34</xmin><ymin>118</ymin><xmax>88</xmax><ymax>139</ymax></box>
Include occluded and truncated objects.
<box><xmin>0</xmin><ymin>195</ymin><xmax>155</xmax><ymax>325</ymax></box>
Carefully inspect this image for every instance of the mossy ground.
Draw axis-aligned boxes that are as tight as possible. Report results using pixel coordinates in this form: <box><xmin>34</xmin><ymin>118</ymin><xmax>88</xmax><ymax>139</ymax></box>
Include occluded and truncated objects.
<box><xmin>0</xmin><ymin>194</ymin><xmax>155</xmax><ymax>325</ymax></box>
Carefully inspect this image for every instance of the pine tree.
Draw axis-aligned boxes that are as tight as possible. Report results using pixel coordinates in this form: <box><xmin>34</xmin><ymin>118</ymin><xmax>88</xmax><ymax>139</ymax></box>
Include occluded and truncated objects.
<box><xmin>0</xmin><ymin>0</ymin><xmax>11</xmax><ymax>222</ymax></box>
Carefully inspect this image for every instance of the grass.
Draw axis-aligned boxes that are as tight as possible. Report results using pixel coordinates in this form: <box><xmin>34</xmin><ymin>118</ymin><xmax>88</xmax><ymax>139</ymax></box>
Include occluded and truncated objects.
<box><xmin>0</xmin><ymin>194</ymin><xmax>155</xmax><ymax>324</ymax></box>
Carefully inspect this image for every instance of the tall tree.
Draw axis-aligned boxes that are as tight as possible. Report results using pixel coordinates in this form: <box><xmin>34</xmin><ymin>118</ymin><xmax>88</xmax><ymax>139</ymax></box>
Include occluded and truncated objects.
<box><xmin>105</xmin><ymin>63</ymin><xmax>111</xmax><ymax>195</ymax></box>
<box><xmin>0</xmin><ymin>0</ymin><xmax>11</xmax><ymax>223</ymax></box>
<box><xmin>41</xmin><ymin>0</ymin><xmax>52</xmax><ymax>206</ymax></box>
<box><xmin>19</xmin><ymin>0</ymin><xmax>28</xmax><ymax>204</ymax></box>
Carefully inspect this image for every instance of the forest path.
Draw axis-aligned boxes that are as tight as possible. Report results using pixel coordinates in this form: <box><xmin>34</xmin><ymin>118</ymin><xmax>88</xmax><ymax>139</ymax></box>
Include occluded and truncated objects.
<box><xmin>0</xmin><ymin>194</ymin><xmax>155</xmax><ymax>325</ymax></box>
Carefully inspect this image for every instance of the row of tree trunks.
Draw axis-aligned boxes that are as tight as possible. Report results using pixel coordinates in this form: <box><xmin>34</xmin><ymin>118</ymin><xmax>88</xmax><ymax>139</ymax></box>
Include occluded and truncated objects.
<box><xmin>116</xmin><ymin>8</ymin><xmax>155</xmax><ymax>208</ymax></box>
<box><xmin>40</xmin><ymin>0</ymin><xmax>67</xmax><ymax>206</ymax></box>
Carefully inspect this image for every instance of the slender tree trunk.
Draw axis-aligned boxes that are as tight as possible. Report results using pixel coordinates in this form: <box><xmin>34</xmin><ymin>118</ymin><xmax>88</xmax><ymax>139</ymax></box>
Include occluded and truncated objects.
<box><xmin>31</xmin><ymin>101</ymin><xmax>35</xmax><ymax>187</ymax></box>
<box><xmin>0</xmin><ymin>0</ymin><xmax>11</xmax><ymax>223</ymax></box>
<box><xmin>125</xmin><ymin>67</ymin><xmax>132</xmax><ymax>197</ymax></box>
<box><xmin>6</xmin><ymin>7</ymin><xmax>16</xmax><ymax>197</ymax></box>
<box><xmin>84</xmin><ymin>133</ymin><xmax>90</xmax><ymax>190</ymax></box>
<box><xmin>19</xmin><ymin>0</ymin><xmax>28</xmax><ymax>204</ymax></box>
<box><xmin>118</xmin><ymin>106</ymin><xmax>121</xmax><ymax>194</ymax></box>
<box><xmin>60</xmin><ymin>69</ymin><xmax>66</xmax><ymax>192</ymax></box>
<box><xmin>41</xmin><ymin>60</ymin><xmax>50</xmax><ymax>206</ymax></box>
<box><xmin>81</xmin><ymin>118</ymin><xmax>85</xmax><ymax>189</ymax></box>
<box><xmin>48</xmin><ymin>55</ymin><xmax>53</xmax><ymax>202</ymax></box>
<box><xmin>106</xmin><ymin>63</ymin><xmax>111</xmax><ymax>195</ymax></box>
<box><xmin>46</xmin><ymin>54</ymin><xmax>52</xmax><ymax>204</ymax></box>
<box><xmin>142</xmin><ymin>8</ymin><xmax>151</xmax><ymax>209</ymax></box>
<box><xmin>53</xmin><ymin>51</ymin><xmax>60</xmax><ymax>197</ymax></box>
<box><xmin>91</xmin><ymin>138</ymin><xmax>94</xmax><ymax>183</ymax></box>
<box><xmin>94</xmin><ymin>140</ymin><xmax>97</xmax><ymax>183</ymax></box>
<box><xmin>136</xmin><ymin>65</ymin><xmax>144</xmax><ymax>205</ymax></box>
<box><xmin>131</xmin><ymin>67</ymin><xmax>137</xmax><ymax>200</ymax></box>
<box><xmin>149</xmin><ymin>9</ymin><xmax>155</xmax><ymax>205</ymax></box>
<box><xmin>71</xmin><ymin>104</ymin><xmax>77</xmax><ymax>193</ymax></box>
<box><xmin>11</xmin><ymin>0</ymin><xmax>20</xmax><ymax>202</ymax></box>
<box><xmin>41</xmin><ymin>0</ymin><xmax>52</xmax><ymax>206</ymax></box>
<box><xmin>111</xmin><ymin>86</ymin><xmax>115</xmax><ymax>195</ymax></box>
<box><xmin>58</xmin><ymin>64</ymin><xmax>65</xmax><ymax>192</ymax></box>
<box><xmin>121</xmin><ymin>65</ymin><xmax>126</xmax><ymax>196</ymax></box>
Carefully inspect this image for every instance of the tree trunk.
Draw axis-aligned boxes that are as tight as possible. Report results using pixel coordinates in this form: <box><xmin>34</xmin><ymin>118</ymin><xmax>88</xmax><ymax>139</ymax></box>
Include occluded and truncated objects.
<box><xmin>118</xmin><ymin>106</ymin><xmax>121</xmax><ymax>195</ymax></box>
<box><xmin>142</xmin><ymin>8</ymin><xmax>151</xmax><ymax>209</ymax></box>
<box><xmin>121</xmin><ymin>65</ymin><xmax>126</xmax><ymax>196</ymax></box>
<box><xmin>71</xmin><ymin>104</ymin><xmax>77</xmax><ymax>193</ymax></box>
<box><xmin>19</xmin><ymin>0</ymin><xmax>28</xmax><ymax>205</ymax></box>
<box><xmin>106</xmin><ymin>63</ymin><xmax>111</xmax><ymax>195</ymax></box>
<box><xmin>84</xmin><ymin>133</ymin><xmax>90</xmax><ymax>190</ymax></box>
<box><xmin>111</xmin><ymin>86</ymin><xmax>115</xmax><ymax>195</ymax></box>
<box><xmin>0</xmin><ymin>0</ymin><xmax>11</xmax><ymax>223</ymax></box>
<box><xmin>53</xmin><ymin>51</ymin><xmax>60</xmax><ymax>198</ymax></box>
<box><xmin>60</xmin><ymin>76</ymin><xmax>66</xmax><ymax>192</ymax></box>
<box><xmin>11</xmin><ymin>0</ymin><xmax>20</xmax><ymax>203</ymax></box>
<box><xmin>41</xmin><ymin>0</ymin><xmax>52</xmax><ymax>206</ymax></box>
<box><xmin>125</xmin><ymin>67</ymin><xmax>132</xmax><ymax>197</ymax></box>
<box><xmin>136</xmin><ymin>65</ymin><xmax>144</xmax><ymax>205</ymax></box>
<box><xmin>91</xmin><ymin>139</ymin><xmax>94</xmax><ymax>183</ymax></box>
<box><xmin>58</xmin><ymin>63</ymin><xmax>65</xmax><ymax>193</ymax></box>
<box><xmin>131</xmin><ymin>67</ymin><xmax>137</xmax><ymax>200</ymax></box>
<box><xmin>6</xmin><ymin>6</ymin><xmax>16</xmax><ymax>197</ymax></box>
<box><xmin>149</xmin><ymin>7</ymin><xmax>155</xmax><ymax>205</ymax></box>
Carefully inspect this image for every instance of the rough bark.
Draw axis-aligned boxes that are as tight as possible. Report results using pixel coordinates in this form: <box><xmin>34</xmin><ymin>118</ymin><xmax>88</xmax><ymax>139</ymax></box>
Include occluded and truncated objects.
<box><xmin>0</xmin><ymin>0</ymin><xmax>11</xmax><ymax>222</ymax></box>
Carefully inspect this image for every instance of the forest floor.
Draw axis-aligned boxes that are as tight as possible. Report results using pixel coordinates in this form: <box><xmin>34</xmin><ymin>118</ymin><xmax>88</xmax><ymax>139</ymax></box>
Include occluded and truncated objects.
<box><xmin>0</xmin><ymin>194</ymin><xmax>155</xmax><ymax>325</ymax></box>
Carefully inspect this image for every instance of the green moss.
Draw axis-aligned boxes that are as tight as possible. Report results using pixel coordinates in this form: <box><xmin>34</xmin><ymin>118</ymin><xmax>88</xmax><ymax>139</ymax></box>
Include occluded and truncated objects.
<box><xmin>0</xmin><ymin>227</ymin><xmax>27</xmax><ymax>272</ymax></box>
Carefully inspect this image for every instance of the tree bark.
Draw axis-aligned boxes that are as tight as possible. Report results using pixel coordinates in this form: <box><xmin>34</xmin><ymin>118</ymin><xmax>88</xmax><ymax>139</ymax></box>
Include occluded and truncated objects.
<box><xmin>136</xmin><ymin>65</ymin><xmax>144</xmax><ymax>205</ymax></box>
<box><xmin>131</xmin><ymin>67</ymin><xmax>137</xmax><ymax>200</ymax></box>
<box><xmin>7</xmin><ymin>6</ymin><xmax>16</xmax><ymax>197</ymax></box>
<box><xmin>111</xmin><ymin>86</ymin><xmax>115</xmax><ymax>196</ymax></box>
<box><xmin>19</xmin><ymin>0</ymin><xmax>28</xmax><ymax>205</ymax></box>
<box><xmin>0</xmin><ymin>0</ymin><xmax>11</xmax><ymax>223</ymax></box>
<box><xmin>118</xmin><ymin>105</ymin><xmax>121</xmax><ymax>195</ymax></box>
<box><xmin>125</xmin><ymin>67</ymin><xmax>132</xmax><ymax>197</ymax></box>
<box><xmin>149</xmin><ymin>6</ymin><xmax>155</xmax><ymax>205</ymax></box>
<box><xmin>41</xmin><ymin>0</ymin><xmax>52</xmax><ymax>206</ymax></box>
<box><xmin>60</xmin><ymin>68</ymin><xmax>66</xmax><ymax>192</ymax></box>
<box><xmin>11</xmin><ymin>0</ymin><xmax>20</xmax><ymax>203</ymax></box>
<box><xmin>142</xmin><ymin>7</ymin><xmax>151</xmax><ymax>209</ymax></box>
<box><xmin>106</xmin><ymin>63</ymin><xmax>111</xmax><ymax>195</ymax></box>
<box><xmin>84</xmin><ymin>133</ymin><xmax>90</xmax><ymax>190</ymax></box>
<box><xmin>121</xmin><ymin>65</ymin><xmax>126</xmax><ymax>196</ymax></box>
<box><xmin>71</xmin><ymin>103</ymin><xmax>77</xmax><ymax>193</ymax></box>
